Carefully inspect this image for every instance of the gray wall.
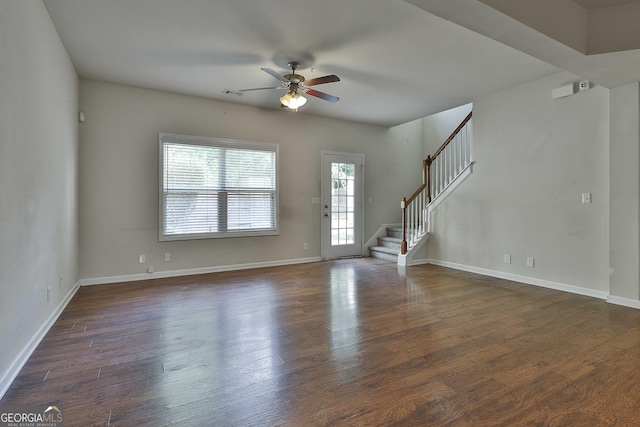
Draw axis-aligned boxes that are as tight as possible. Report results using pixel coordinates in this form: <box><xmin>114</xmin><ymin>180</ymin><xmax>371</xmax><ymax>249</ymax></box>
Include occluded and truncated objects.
<box><xmin>422</xmin><ymin>103</ymin><xmax>473</xmax><ymax>157</ymax></box>
<box><xmin>609</xmin><ymin>83</ymin><xmax>640</xmax><ymax>302</ymax></box>
<box><xmin>427</xmin><ymin>72</ymin><xmax>610</xmax><ymax>296</ymax></box>
<box><xmin>78</xmin><ymin>80</ymin><xmax>424</xmax><ymax>281</ymax></box>
<box><xmin>0</xmin><ymin>1</ymin><xmax>79</xmax><ymax>391</ymax></box>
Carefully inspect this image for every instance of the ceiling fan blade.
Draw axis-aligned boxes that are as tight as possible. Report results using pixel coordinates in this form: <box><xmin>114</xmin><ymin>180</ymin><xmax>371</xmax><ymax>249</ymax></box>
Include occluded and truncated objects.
<box><xmin>238</xmin><ymin>86</ymin><xmax>286</xmax><ymax>92</ymax></box>
<box><xmin>261</xmin><ymin>67</ymin><xmax>289</xmax><ymax>83</ymax></box>
<box><xmin>304</xmin><ymin>88</ymin><xmax>339</xmax><ymax>103</ymax></box>
<box><xmin>304</xmin><ymin>75</ymin><xmax>340</xmax><ymax>86</ymax></box>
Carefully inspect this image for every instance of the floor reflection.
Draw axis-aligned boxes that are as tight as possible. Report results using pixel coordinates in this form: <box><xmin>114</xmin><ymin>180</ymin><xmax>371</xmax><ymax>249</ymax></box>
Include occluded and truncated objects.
<box><xmin>329</xmin><ymin>265</ymin><xmax>359</xmax><ymax>330</ymax></box>
<box><xmin>328</xmin><ymin>264</ymin><xmax>361</xmax><ymax>368</ymax></box>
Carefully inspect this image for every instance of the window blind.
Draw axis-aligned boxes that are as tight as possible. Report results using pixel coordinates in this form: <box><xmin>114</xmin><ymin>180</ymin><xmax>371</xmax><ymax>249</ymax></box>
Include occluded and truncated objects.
<box><xmin>159</xmin><ymin>133</ymin><xmax>278</xmax><ymax>241</ymax></box>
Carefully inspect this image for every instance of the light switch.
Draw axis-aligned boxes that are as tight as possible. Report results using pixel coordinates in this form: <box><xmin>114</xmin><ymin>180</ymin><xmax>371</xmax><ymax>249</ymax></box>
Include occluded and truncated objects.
<box><xmin>582</xmin><ymin>193</ymin><xmax>591</xmax><ymax>204</ymax></box>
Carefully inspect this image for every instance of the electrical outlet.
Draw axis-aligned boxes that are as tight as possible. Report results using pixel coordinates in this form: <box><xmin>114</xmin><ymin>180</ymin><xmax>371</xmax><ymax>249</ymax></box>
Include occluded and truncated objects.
<box><xmin>578</xmin><ymin>80</ymin><xmax>590</xmax><ymax>91</ymax></box>
<box><xmin>303</xmin><ymin>243</ymin><xmax>309</xmax><ymax>250</ymax></box>
<box><xmin>504</xmin><ymin>254</ymin><xmax>511</xmax><ymax>264</ymax></box>
<box><xmin>527</xmin><ymin>257</ymin><xmax>535</xmax><ymax>268</ymax></box>
<box><xmin>147</xmin><ymin>266</ymin><xmax>154</xmax><ymax>273</ymax></box>
<box><xmin>139</xmin><ymin>255</ymin><xmax>146</xmax><ymax>264</ymax></box>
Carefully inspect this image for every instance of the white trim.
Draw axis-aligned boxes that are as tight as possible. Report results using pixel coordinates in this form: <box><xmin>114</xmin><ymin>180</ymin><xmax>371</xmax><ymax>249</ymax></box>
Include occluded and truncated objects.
<box><xmin>0</xmin><ymin>281</ymin><xmax>81</xmax><ymax>399</ymax></box>
<box><xmin>321</xmin><ymin>151</ymin><xmax>365</xmax><ymax>260</ymax></box>
<box><xmin>79</xmin><ymin>257</ymin><xmax>322</xmax><ymax>286</ymax></box>
<box><xmin>428</xmin><ymin>258</ymin><xmax>609</xmax><ymax>300</ymax></box>
<box><xmin>607</xmin><ymin>295</ymin><xmax>640</xmax><ymax>309</ymax></box>
<box><xmin>408</xmin><ymin>258</ymin><xmax>430</xmax><ymax>266</ymax></box>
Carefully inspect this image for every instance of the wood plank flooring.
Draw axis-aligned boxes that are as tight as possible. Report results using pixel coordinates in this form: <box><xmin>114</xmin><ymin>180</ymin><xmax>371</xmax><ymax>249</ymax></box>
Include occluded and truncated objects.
<box><xmin>3</xmin><ymin>259</ymin><xmax>640</xmax><ymax>426</ymax></box>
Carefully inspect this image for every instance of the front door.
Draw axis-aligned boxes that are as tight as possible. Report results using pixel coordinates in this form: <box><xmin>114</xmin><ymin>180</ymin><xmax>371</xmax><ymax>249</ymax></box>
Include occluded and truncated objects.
<box><xmin>321</xmin><ymin>151</ymin><xmax>364</xmax><ymax>259</ymax></box>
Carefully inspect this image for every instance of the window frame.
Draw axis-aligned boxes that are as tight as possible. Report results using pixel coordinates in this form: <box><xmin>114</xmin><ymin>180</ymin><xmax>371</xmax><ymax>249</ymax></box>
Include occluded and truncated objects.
<box><xmin>158</xmin><ymin>132</ymin><xmax>279</xmax><ymax>241</ymax></box>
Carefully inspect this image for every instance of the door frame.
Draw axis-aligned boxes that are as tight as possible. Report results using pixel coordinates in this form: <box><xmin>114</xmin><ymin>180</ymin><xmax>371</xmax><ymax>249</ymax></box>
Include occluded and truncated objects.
<box><xmin>320</xmin><ymin>150</ymin><xmax>365</xmax><ymax>260</ymax></box>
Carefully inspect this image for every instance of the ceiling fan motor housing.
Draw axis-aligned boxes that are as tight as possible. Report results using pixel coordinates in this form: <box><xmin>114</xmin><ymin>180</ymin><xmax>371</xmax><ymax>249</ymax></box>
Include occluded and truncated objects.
<box><xmin>284</xmin><ymin>73</ymin><xmax>304</xmax><ymax>84</ymax></box>
<box><xmin>284</xmin><ymin>61</ymin><xmax>304</xmax><ymax>84</ymax></box>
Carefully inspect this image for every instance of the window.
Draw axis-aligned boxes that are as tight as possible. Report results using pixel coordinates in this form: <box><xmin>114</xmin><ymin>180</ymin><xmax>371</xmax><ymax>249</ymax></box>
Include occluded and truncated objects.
<box><xmin>331</xmin><ymin>162</ymin><xmax>356</xmax><ymax>245</ymax></box>
<box><xmin>159</xmin><ymin>133</ymin><xmax>278</xmax><ymax>241</ymax></box>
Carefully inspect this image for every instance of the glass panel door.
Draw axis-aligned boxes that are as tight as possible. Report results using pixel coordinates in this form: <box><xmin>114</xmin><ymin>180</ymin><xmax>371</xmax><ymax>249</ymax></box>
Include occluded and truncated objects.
<box><xmin>321</xmin><ymin>152</ymin><xmax>363</xmax><ymax>259</ymax></box>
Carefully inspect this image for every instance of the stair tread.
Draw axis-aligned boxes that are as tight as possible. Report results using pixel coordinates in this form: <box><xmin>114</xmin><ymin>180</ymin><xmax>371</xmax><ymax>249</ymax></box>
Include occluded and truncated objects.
<box><xmin>379</xmin><ymin>236</ymin><xmax>402</xmax><ymax>243</ymax></box>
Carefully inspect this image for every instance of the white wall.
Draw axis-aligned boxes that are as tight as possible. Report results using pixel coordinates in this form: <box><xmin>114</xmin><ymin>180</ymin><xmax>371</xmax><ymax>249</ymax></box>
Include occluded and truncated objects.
<box><xmin>0</xmin><ymin>1</ymin><xmax>79</xmax><ymax>393</ymax></box>
<box><xmin>78</xmin><ymin>80</ymin><xmax>424</xmax><ymax>281</ymax></box>
<box><xmin>428</xmin><ymin>71</ymin><xmax>610</xmax><ymax>295</ymax></box>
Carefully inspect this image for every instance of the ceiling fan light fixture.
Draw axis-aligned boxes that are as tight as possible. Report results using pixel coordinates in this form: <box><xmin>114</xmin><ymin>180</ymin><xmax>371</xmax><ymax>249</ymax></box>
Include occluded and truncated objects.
<box><xmin>279</xmin><ymin>92</ymin><xmax>293</xmax><ymax>106</ymax></box>
<box><xmin>290</xmin><ymin>93</ymin><xmax>307</xmax><ymax>109</ymax></box>
<box><xmin>280</xmin><ymin>91</ymin><xmax>306</xmax><ymax>110</ymax></box>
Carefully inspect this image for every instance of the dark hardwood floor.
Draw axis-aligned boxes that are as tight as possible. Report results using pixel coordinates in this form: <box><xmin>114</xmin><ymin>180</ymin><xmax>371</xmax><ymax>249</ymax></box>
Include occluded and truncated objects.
<box><xmin>3</xmin><ymin>259</ymin><xmax>640</xmax><ymax>426</ymax></box>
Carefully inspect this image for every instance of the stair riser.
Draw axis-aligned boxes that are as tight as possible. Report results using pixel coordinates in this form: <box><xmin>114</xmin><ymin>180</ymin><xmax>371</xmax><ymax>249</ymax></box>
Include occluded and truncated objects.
<box><xmin>369</xmin><ymin>249</ymin><xmax>398</xmax><ymax>262</ymax></box>
<box><xmin>386</xmin><ymin>230</ymin><xmax>403</xmax><ymax>239</ymax></box>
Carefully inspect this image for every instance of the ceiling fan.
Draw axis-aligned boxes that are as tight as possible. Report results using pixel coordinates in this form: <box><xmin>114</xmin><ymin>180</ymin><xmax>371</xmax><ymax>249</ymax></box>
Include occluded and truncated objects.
<box><xmin>239</xmin><ymin>61</ymin><xmax>340</xmax><ymax>111</ymax></box>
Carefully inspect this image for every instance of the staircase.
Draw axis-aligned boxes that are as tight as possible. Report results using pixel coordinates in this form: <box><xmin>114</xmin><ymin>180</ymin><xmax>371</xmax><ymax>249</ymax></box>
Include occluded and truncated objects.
<box><xmin>369</xmin><ymin>227</ymin><xmax>403</xmax><ymax>262</ymax></box>
<box><xmin>368</xmin><ymin>111</ymin><xmax>473</xmax><ymax>265</ymax></box>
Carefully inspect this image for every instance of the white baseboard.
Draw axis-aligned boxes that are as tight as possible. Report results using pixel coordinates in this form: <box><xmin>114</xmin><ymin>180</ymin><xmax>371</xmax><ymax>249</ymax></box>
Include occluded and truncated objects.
<box><xmin>427</xmin><ymin>259</ymin><xmax>610</xmax><ymax>301</ymax></box>
<box><xmin>80</xmin><ymin>256</ymin><xmax>323</xmax><ymax>286</ymax></box>
<box><xmin>607</xmin><ymin>295</ymin><xmax>640</xmax><ymax>309</ymax></box>
<box><xmin>0</xmin><ymin>281</ymin><xmax>80</xmax><ymax>399</ymax></box>
<box><xmin>409</xmin><ymin>258</ymin><xmax>430</xmax><ymax>266</ymax></box>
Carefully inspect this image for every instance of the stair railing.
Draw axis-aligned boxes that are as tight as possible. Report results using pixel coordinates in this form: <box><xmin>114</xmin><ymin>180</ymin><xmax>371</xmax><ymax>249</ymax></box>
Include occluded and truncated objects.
<box><xmin>401</xmin><ymin>112</ymin><xmax>473</xmax><ymax>255</ymax></box>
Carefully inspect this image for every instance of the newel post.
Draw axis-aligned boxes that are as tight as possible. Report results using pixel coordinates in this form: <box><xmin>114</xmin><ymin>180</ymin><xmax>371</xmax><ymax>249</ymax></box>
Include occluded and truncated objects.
<box><xmin>425</xmin><ymin>155</ymin><xmax>432</xmax><ymax>203</ymax></box>
<box><xmin>401</xmin><ymin>198</ymin><xmax>408</xmax><ymax>255</ymax></box>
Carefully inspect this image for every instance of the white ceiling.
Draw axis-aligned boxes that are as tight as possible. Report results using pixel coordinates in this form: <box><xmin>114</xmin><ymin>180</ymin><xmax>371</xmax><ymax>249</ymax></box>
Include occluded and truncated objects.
<box><xmin>42</xmin><ymin>0</ymin><xmax>638</xmax><ymax>127</ymax></box>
